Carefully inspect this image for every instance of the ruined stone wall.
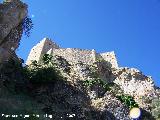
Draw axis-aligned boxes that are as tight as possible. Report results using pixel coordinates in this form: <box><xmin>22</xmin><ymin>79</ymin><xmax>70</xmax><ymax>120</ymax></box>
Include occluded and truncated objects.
<box><xmin>26</xmin><ymin>38</ymin><xmax>59</xmax><ymax>65</ymax></box>
<box><xmin>26</xmin><ymin>40</ymin><xmax>45</xmax><ymax>65</ymax></box>
<box><xmin>100</xmin><ymin>51</ymin><xmax>118</xmax><ymax>68</ymax></box>
<box><xmin>26</xmin><ymin>38</ymin><xmax>118</xmax><ymax>69</ymax></box>
<box><xmin>47</xmin><ymin>48</ymin><xmax>96</xmax><ymax>65</ymax></box>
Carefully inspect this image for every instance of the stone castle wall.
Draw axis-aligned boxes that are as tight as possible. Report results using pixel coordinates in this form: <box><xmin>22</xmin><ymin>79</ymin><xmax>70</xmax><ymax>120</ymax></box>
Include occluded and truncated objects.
<box><xmin>26</xmin><ymin>38</ymin><xmax>118</xmax><ymax>68</ymax></box>
<box><xmin>101</xmin><ymin>51</ymin><xmax>118</xmax><ymax>68</ymax></box>
<box><xmin>26</xmin><ymin>38</ymin><xmax>59</xmax><ymax>65</ymax></box>
<box><xmin>47</xmin><ymin>48</ymin><xmax>96</xmax><ymax>65</ymax></box>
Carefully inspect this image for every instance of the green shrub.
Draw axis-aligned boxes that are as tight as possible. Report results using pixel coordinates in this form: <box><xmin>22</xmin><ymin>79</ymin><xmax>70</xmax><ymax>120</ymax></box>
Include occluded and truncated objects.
<box><xmin>29</xmin><ymin>66</ymin><xmax>61</xmax><ymax>84</ymax></box>
<box><xmin>83</xmin><ymin>57</ymin><xmax>115</xmax><ymax>92</ymax></box>
<box><xmin>151</xmin><ymin>97</ymin><xmax>160</xmax><ymax>119</ymax></box>
<box><xmin>41</xmin><ymin>54</ymin><xmax>53</xmax><ymax>65</ymax></box>
<box><xmin>116</xmin><ymin>94</ymin><xmax>139</xmax><ymax>109</ymax></box>
<box><xmin>22</xmin><ymin>16</ymin><xmax>33</xmax><ymax>37</ymax></box>
<box><xmin>83</xmin><ymin>78</ymin><xmax>115</xmax><ymax>92</ymax></box>
<box><xmin>27</xmin><ymin>54</ymin><xmax>63</xmax><ymax>84</ymax></box>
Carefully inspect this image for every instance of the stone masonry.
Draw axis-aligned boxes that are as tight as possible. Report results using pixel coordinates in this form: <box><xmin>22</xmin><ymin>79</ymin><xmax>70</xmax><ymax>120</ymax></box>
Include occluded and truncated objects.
<box><xmin>26</xmin><ymin>38</ymin><xmax>59</xmax><ymax>65</ymax></box>
<box><xmin>26</xmin><ymin>38</ymin><xmax>118</xmax><ymax>68</ymax></box>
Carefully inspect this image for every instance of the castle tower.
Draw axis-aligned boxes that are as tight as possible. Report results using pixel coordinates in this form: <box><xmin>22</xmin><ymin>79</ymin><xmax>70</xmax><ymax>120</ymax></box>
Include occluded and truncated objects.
<box><xmin>26</xmin><ymin>38</ymin><xmax>59</xmax><ymax>65</ymax></box>
<box><xmin>100</xmin><ymin>51</ymin><xmax>118</xmax><ymax>68</ymax></box>
<box><xmin>91</xmin><ymin>49</ymin><xmax>96</xmax><ymax>62</ymax></box>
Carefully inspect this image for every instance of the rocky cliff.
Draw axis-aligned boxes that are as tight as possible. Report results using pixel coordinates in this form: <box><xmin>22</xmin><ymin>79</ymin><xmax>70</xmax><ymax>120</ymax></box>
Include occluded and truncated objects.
<box><xmin>0</xmin><ymin>0</ymin><xmax>27</xmax><ymax>63</ymax></box>
<box><xmin>0</xmin><ymin>0</ymin><xmax>160</xmax><ymax>120</ymax></box>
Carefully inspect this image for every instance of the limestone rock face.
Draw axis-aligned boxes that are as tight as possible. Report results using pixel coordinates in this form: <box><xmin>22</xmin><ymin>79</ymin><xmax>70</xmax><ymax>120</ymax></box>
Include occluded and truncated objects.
<box><xmin>113</xmin><ymin>67</ymin><xmax>155</xmax><ymax>96</ymax></box>
<box><xmin>113</xmin><ymin>67</ymin><xmax>156</xmax><ymax>111</ymax></box>
<box><xmin>0</xmin><ymin>0</ymin><xmax>27</xmax><ymax>62</ymax></box>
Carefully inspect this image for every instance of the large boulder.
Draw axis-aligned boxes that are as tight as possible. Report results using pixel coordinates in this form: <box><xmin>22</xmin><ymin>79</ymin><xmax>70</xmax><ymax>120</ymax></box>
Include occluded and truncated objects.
<box><xmin>0</xmin><ymin>0</ymin><xmax>27</xmax><ymax>62</ymax></box>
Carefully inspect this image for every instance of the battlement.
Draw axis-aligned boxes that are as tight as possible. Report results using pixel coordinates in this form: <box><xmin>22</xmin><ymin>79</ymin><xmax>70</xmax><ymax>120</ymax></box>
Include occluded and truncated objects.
<box><xmin>26</xmin><ymin>38</ymin><xmax>118</xmax><ymax>68</ymax></box>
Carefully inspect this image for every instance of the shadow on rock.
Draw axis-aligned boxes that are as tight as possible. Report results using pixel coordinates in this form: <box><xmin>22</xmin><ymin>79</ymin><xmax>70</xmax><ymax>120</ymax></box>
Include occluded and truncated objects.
<box><xmin>28</xmin><ymin>78</ymin><xmax>117</xmax><ymax>120</ymax></box>
<box><xmin>139</xmin><ymin>109</ymin><xmax>156</xmax><ymax>120</ymax></box>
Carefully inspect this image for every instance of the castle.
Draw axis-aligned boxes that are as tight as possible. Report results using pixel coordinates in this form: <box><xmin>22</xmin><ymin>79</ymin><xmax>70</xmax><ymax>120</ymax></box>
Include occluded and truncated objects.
<box><xmin>0</xmin><ymin>1</ymin><xmax>160</xmax><ymax>119</ymax></box>
<box><xmin>26</xmin><ymin>38</ymin><xmax>118</xmax><ymax>68</ymax></box>
<box><xmin>26</xmin><ymin>38</ymin><xmax>157</xmax><ymax>109</ymax></box>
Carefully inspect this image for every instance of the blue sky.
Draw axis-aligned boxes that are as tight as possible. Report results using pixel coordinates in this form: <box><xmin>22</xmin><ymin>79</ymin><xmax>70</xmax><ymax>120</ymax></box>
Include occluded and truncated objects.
<box><xmin>3</xmin><ymin>0</ymin><xmax>160</xmax><ymax>86</ymax></box>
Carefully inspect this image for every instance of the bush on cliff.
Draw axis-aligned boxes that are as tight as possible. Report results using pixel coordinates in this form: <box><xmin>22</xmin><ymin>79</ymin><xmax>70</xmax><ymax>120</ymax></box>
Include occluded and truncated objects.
<box><xmin>151</xmin><ymin>97</ymin><xmax>160</xmax><ymax>119</ymax></box>
<box><xmin>22</xmin><ymin>16</ymin><xmax>33</xmax><ymax>37</ymax></box>
<box><xmin>116</xmin><ymin>94</ymin><xmax>139</xmax><ymax>109</ymax></box>
<box><xmin>27</xmin><ymin>54</ymin><xmax>63</xmax><ymax>84</ymax></box>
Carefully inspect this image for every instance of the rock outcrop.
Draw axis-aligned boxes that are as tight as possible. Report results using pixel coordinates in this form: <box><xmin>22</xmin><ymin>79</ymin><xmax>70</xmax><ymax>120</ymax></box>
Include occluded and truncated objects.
<box><xmin>0</xmin><ymin>0</ymin><xmax>27</xmax><ymax>63</ymax></box>
<box><xmin>26</xmin><ymin>38</ymin><xmax>160</xmax><ymax>120</ymax></box>
<box><xmin>0</xmin><ymin>0</ymin><xmax>159</xmax><ymax>119</ymax></box>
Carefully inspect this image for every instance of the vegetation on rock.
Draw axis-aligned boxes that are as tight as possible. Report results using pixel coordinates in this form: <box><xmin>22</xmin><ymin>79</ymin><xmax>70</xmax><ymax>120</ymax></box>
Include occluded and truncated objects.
<box><xmin>26</xmin><ymin>54</ymin><xmax>64</xmax><ymax>84</ymax></box>
<box><xmin>151</xmin><ymin>97</ymin><xmax>160</xmax><ymax>119</ymax></box>
<box><xmin>116</xmin><ymin>94</ymin><xmax>139</xmax><ymax>109</ymax></box>
<box><xmin>83</xmin><ymin>79</ymin><xmax>114</xmax><ymax>92</ymax></box>
<box><xmin>0</xmin><ymin>53</ymin><xmax>158</xmax><ymax>120</ymax></box>
<box><xmin>22</xmin><ymin>16</ymin><xmax>34</xmax><ymax>37</ymax></box>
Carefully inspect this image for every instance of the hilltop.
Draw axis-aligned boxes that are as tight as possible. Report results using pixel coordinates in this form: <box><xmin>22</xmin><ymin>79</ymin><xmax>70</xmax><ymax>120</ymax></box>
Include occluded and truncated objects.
<box><xmin>0</xmin><ymin>0</ymin><xmax>160</xmax><ymax>120</ymax></box>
